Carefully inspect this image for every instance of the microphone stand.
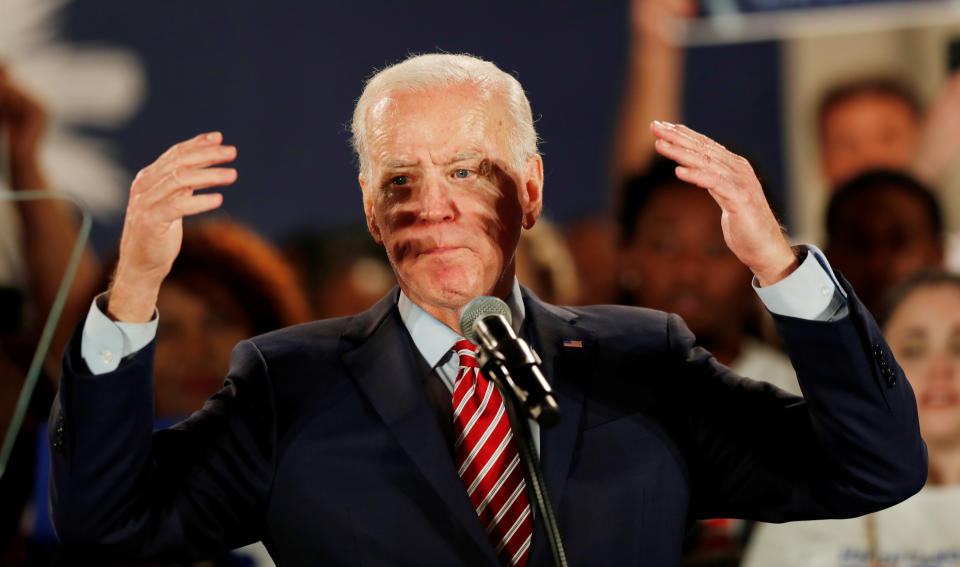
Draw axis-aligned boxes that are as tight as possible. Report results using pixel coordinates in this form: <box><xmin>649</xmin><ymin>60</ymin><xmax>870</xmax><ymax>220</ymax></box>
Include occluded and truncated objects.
<box><xmin>476</xmin><ymin>351</ymin><xmax>569</xmax><ymax>567</ymax></box>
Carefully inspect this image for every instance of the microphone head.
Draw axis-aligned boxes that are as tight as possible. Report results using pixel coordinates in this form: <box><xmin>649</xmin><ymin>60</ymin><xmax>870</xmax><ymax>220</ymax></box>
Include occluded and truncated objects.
<box><xmin>460</xmin><ymin>296</ymin><xmax>512</xmax><ymax>344</ymax></box>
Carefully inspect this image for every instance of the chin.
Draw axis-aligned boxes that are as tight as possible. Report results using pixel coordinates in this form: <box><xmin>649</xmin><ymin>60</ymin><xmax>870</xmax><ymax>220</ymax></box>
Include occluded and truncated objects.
<box><xmin>404</xmin><ymin>264</ymin><xmax>492</xmax><ymax>309</ymax></box>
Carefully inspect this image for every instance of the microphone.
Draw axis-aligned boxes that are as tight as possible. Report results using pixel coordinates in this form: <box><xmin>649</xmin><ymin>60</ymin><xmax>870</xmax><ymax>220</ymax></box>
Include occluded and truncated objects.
<box><xmin>460</xmin><ymin>297</ymin><xmax>560</xmax><ymax>427</ymax></box>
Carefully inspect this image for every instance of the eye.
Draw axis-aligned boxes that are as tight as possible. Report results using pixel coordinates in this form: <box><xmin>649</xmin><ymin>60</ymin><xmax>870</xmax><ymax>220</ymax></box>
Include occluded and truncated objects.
<box><xmin>453</xmin><ymin>169</ymin><xmax>471</xmax><ymax>179</ymax></box>
<box><xmin>899</xmin><ymin>341</ymin><xmax>925</xmax><ymax>359</ymax></box>
<box><xmin>392</xmin><ymin>175</ymin><xmax>409</xmax><ymax>186</ymax></box>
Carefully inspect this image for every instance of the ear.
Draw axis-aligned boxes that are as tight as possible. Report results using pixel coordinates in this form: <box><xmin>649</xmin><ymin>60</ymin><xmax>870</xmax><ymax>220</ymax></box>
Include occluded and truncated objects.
<box><xmin>359</xmin><ymin>173</ymin><xmax>383</xmax><ymax>244</ymax></box>
<box><xmin>519</xmin><ymin>154</ymin><xmax>544</xmax><ymax>230</ymax></box>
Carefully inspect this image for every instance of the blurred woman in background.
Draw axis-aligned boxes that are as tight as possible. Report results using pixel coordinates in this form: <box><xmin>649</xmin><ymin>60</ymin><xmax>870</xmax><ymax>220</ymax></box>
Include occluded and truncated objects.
<box><xmin>743</xmin><ymin>270</ymin><xmax>960</xmax><ymax>567</ymax></box>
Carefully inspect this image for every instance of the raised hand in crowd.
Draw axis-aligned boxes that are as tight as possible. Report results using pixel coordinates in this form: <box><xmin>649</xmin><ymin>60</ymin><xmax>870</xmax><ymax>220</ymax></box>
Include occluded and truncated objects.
<box><xmin>0</xmin><ymin>67</ymin><xmax>99</xmax><ymax>373</ymax></box>
<box><xmin>912</xmin><ymin>71</ymin><xmax>960</xmax><ymax>183</ymax></box>
<box><xmin>612</xmin><ymin>0</ymin><xmax>696</xmax><ymax>187</ymax></box>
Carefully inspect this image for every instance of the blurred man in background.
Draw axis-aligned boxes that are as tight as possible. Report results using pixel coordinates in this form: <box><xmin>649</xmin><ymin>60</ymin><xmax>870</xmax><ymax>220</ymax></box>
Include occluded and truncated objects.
<box><xmin>825</xmin><ymin>169</ymin><xmax>945</xmax><ymax>317</ymax></box>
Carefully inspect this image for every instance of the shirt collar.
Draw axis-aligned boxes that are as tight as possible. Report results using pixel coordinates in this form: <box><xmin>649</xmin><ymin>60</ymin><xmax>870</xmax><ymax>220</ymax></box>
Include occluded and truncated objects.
<box><xmin>397</xmin><ymin>279</ymin><xmax>526</xmax><ymax>370</ymax></box>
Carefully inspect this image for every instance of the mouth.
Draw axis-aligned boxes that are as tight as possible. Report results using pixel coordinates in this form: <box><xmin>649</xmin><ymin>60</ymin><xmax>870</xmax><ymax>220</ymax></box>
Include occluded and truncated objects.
<box><xmin>178</xmin><ymin>372</ymin><xmax>221</xmax><ymax>394</ymax></box>
<box><xmin>919</xmin><ymin>389</ymin><xmax>960</xmax><ymax>409</ymax></box>
<box><xmin>667</xmin><ymin>293</ymin><xmax>704</xmax><ymax>314</ymax></box>
<box><xmin>417</xmin><ymin>245</ymin><xmax>465</xmax><ymax>257</ymax></box>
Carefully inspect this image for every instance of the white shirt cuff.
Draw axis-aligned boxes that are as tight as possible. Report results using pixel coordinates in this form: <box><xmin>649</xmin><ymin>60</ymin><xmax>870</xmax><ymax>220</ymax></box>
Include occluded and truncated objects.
<box><xmin>752</xmin><ymin>245</ymin><xmax>848</xmax><ymax>321</ymax></box>
<box><xmin>80</xmin><ymin>292</ymin><xmax>158</xmax><ymax>374</ymax></box>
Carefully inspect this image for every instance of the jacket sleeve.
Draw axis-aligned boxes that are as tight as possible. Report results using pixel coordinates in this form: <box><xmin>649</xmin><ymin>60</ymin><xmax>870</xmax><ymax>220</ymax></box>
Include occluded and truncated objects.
<box><xmin>675</xmin><ymin>275</ymin><xmax>928</xmax><ymax>522</ymax></box>
<box><xmin>49</xmin><ymin>324</ymin><xmax>276</xmax><ymax>562</ymax></box>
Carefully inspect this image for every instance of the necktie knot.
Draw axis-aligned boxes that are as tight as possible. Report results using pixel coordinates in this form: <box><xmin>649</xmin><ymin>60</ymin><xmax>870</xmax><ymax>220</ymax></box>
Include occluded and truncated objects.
<box><xmin>454</xmin><ymin>339</ymin><xmax>479</xmax><ymax>368</ymax></box>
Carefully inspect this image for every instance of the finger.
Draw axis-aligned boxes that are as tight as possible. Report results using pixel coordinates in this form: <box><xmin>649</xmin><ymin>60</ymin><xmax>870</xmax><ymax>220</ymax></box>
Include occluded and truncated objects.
<box><xmin>156</xmin><ymin>132</ymin><xmax>224</xmax><ymax>165</ymax></box>
<box><xmin>673</xmin><ymin>127</ymin><xmax>732</xmax><ymax>166</ymax></box>
<box><xmin>673</xmin><ymin>123</ymin><xmax>724</xmax><ymax>150</ymax></box>
<box><xmin>143</xmin><ymin>167</ymin><xmax>237</xmax><ymax>202</ymax></box>
<box><xmin>675</xmin><ymin>165</ymin><xmax>751</xmax><ymax>211</ymax></box>
<box><xmin>654</xmin><ymin>138</ymin><xmax>736</xmax><ymax>178</ymax></box>
<box><xmin>167</xmin><ymin>192</ymin><xmax>225</xmax><ymax>217</ymax></box>
<box><xmin>133</xmin><ymin>133</ymin><xmax>226</xmax><ymax>186</ymax></box>
<box><xmin>153</xmin><ymin>144</ymin><xmax>237</xmax><ymax>176</ymax></box>
<box><xmin>135</xmin><ymin>144</ymin><xmax>236</xmax><ymax>193</ymax></box>
<box><xmin>652</xmin><ymin>121</ymin><xmax>732</xmax><ymax>165</ymax></box>
<box><xmin>674</xmin><ymin>166</ymin><xmax>731</xmax><ymax>205</ymax></box>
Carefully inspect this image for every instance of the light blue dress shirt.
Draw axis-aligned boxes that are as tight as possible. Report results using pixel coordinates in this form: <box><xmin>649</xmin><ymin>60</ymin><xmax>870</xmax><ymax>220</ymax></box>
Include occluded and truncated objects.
<box><xmin>395</xmin><ymin>278</ymin><xmax>543</xmax><ymax>455</ymax></box>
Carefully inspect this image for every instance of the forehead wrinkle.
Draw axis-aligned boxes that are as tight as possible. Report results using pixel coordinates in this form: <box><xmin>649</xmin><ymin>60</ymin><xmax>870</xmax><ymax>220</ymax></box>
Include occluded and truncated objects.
<box><xmin>367</xmin><ymin>87</ymin><xmax>511</xmax><ymax>175</ymax></box>
<box><xmin>448</xmin><ymin>150</ymin><xmax>483</xmax><ymax>163</ymax></box>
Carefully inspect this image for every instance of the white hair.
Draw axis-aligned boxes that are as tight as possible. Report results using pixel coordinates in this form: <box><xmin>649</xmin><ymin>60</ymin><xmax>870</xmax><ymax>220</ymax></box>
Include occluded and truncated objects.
<box><xmin>350</xmin><ymin>53</ymin><xmax>539</xmax><ymax>180</ymax></box>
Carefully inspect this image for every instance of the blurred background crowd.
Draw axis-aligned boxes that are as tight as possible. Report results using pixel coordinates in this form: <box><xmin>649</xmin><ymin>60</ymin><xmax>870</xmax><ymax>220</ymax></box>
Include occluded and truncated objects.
<box><xmin>1</xmin><ymin>0</ymin><xmax>959</xmax><ymax>565</ymax></box>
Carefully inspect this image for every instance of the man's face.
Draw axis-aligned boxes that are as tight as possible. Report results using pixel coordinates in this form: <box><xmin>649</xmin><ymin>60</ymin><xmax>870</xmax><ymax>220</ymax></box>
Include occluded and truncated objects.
<box><xmin>820</xmin><ymin>93</ymin><xmax>920</xmax><ymax>187</ymax></box>
<box><xmin>827</xmin><ymin>185</ymin><xmax>944</xmax><ymax>316</ymax></box>
<box><xmin>621</xmin><ymin>184</ymin><xmax>752</xmax><ymax>337</ymax></box>
<box><xmin>359</xmin><ymin>85</ymin><xmax>542</xmax><ymax>316</ymax></box>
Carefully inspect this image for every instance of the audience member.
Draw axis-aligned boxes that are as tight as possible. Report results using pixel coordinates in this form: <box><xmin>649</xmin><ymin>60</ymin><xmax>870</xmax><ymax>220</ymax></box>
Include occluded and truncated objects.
<box><xmin>149</xmin><ymin>219</ymin><xmax>312</xmax><ymax>417</ymax></box>
<box><xmin>617</xmin><ymin>157</ymin><xmax>801</xmax><ymax>567</ymax></box>
<box><xmin>515</xmin><ymin>217</ymin><xmax>580</xmax><ymax>305</ymax></box>
<box><xmin>611</xmin><ymin>2</ymin><xmax>960</xmax><ymax>270</ymax></box>
<box><xmin>817</xmin><ymin>78</ymin><xmax>923</xmax><ymax>187</ymax></box>
<box><xmin>282</xmin><ymin>228</ymin><xmax>394</xmax><ymax>319</ymax></box>
<box><xmin>562</xmin><ymin>0</ymin><xmax>696</xmax><ymax>310</ymax></box>
<box><xmin>819</xmin><ymin>74</ymin><xmax>960</xmax><ymax>190</ymax></box>
<box><xmin>743</xmin><ymin>270</ymin><xmax>960</xmax><ymax>566</ymax></box>
<box><xmin>825</xmin><ymin>169</ymin><xmax>944</xmax><ymax>317</ymax></box>
<box><xmin>619</xmin><ymin>157</ymin><xmax>800</xmax><ymax>395</ymax></box>
<box><xmin>0</xmin><ymin>66</ymin><xmax>100</xmax><ymax>378</ymax></box>
<box><xmin>562</xmin><ymin>215</ymin><xmax>619</xmax><ymax>305</ymax></box>
<box><xmin>0</xmin><ymin>67</ymin><xmax>98</xmax><ymax>566</ymax></box>
<box><xmin>611</xmin><ymin>0</ymin><xmax>693</xmax><ymax>188</ymax></box>
<box><xmin>817</xmin><ymin>75</ymin><xmax>960</xmax><ymax>271</ymax></box>
<box><xmin>31</xmin><ymin>218</ymin><xmax>302</xmax><ymax>566</ymax></box>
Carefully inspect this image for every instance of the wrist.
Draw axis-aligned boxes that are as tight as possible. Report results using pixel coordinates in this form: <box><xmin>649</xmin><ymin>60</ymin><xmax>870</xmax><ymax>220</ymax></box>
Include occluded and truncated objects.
<box><xmin>753</xmin><ymin>245</ymin><xmax>803</xmax><ymax>288</ymax></box>
<box><xmin>107</xmin><ymin>274</ymin><xmax>160</xmax><ymax>323</ymax></box>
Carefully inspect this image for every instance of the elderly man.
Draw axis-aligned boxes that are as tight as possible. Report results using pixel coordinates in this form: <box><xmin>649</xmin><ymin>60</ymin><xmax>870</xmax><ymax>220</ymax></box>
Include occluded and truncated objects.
<box><xmin>50</xmin><ymin>54</ymin><xmax>925</xmax><ymax>566</ymax></box>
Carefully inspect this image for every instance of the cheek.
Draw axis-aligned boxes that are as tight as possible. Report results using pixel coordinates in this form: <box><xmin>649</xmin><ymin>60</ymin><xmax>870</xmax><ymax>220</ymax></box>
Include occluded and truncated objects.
<box><xmin>153</xmin><ymin>344</ymin><xmax>175</xmax><ymax>381</ymax></box>
<box><xmin>897</xmin><ymin>360</ymin><xmax>923</xmax><ymax>383</ymax></box>
<box><xmin>211</xmin><ymin>329</ymin><xmax>248</xmax><ymax>358</ymax></box>
<box><xmin>635</xmin><ymin>260</ymin><xmax>674</xmax><ymax>298</ymax></box>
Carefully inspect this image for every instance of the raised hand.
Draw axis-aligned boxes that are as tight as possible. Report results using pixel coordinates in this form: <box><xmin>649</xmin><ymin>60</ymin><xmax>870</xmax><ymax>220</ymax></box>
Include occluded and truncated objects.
<box><xmin>631</xmin><ymin>0</ymin><xmax>696</xmax><ymax>45</ymax></box>
<box><xmin>650</xmin><ymin>120</ymin><xmax>797</xmax><ymax>287</ymax></box>
<box><xmin>912</xmin><ymin>72</ymin><xmax>960</xmax><ymax>183</ymax></box>
<box><xmin>0</xmin><ymin>66</ymin><xmax>47</xmax><ymax>184</ymax></box>
<box><xmin>108</xmin><ymin>133</ymin><xmax>237</xmax><ymax>322</ymax></box>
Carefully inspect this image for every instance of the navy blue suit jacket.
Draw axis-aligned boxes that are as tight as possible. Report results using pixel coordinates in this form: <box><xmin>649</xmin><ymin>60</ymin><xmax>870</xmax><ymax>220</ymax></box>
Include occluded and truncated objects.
<box><xmin>49</xmin><ymin>282</ymin><xmax>926</xmax><ymax>566</ymax></box>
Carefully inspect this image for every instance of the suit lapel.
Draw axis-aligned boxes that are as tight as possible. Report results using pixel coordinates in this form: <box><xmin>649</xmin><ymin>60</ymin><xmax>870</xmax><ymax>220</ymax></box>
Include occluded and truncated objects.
<box><xmin>339</xmin><ymin>289</ymin><xmax>499</xmax><ymax>563</ymax></box>
<box><xmin>522</xmin><ymin>290</ymin><xmax>596</xmax><ymax>565</ymax></box>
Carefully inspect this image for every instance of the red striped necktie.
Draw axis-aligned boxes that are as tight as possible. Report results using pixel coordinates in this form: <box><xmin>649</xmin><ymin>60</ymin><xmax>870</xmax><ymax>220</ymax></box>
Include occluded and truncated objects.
<box><xmin>452</xmin><ymin>339</ymin><xmax>532</xmax><ymax>567</ymax></box>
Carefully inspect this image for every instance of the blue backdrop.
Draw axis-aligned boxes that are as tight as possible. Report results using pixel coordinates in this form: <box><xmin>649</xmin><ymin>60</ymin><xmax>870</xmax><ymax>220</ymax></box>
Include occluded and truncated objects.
<box><xmin>61</xmin><ymin>1</ymin><xmax>784</xmax><ymax>246</ymax></box>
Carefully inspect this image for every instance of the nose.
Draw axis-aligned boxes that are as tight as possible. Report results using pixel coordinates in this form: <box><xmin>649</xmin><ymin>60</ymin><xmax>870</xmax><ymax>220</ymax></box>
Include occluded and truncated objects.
<box><xmin>927</xmin><ymin>350</ymin><xmax>956</xmax><ymax>384</ymax></box>
<box><xmin>675</xmin><ymin>249</ymin><xmax>703</xmax><ymax>284</ymax></box>
<box><xmin>417</xmin><ymin>171</ymin><xmax>456</xmax><ymax>223</ymax></box>
<box><xmin>180</xmin><ymin>325</ymin><xmax>211</xmax><ymax>360</ymax></box>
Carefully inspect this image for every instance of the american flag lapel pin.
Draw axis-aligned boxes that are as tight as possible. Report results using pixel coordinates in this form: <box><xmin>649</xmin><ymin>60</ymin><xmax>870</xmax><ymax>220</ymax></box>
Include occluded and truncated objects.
<box><xmin>562</xmin><ymin>339</ymin><xmax>582</xmax><ymax>349</ymax></box>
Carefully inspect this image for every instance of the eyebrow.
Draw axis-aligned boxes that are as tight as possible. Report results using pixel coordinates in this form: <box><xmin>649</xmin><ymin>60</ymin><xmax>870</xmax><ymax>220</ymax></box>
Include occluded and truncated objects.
<box><xmin>383</xmin><ymin>151</ymin><xmax>483</xmax><ymax>170</ymax></box>
<box><xmin>448</xmin><ymin>151</ymin><xmax>483</xmax><ymax>163</ymax></box>
<box><xmin>899</xmin><ymin>328</ymin><xmax>926</xmax><ymax>339</ymax></box>
<box><xmin>385</xmin><ymin>159</ymin><xmax>417</xmax><ymax>169</ymax></box>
